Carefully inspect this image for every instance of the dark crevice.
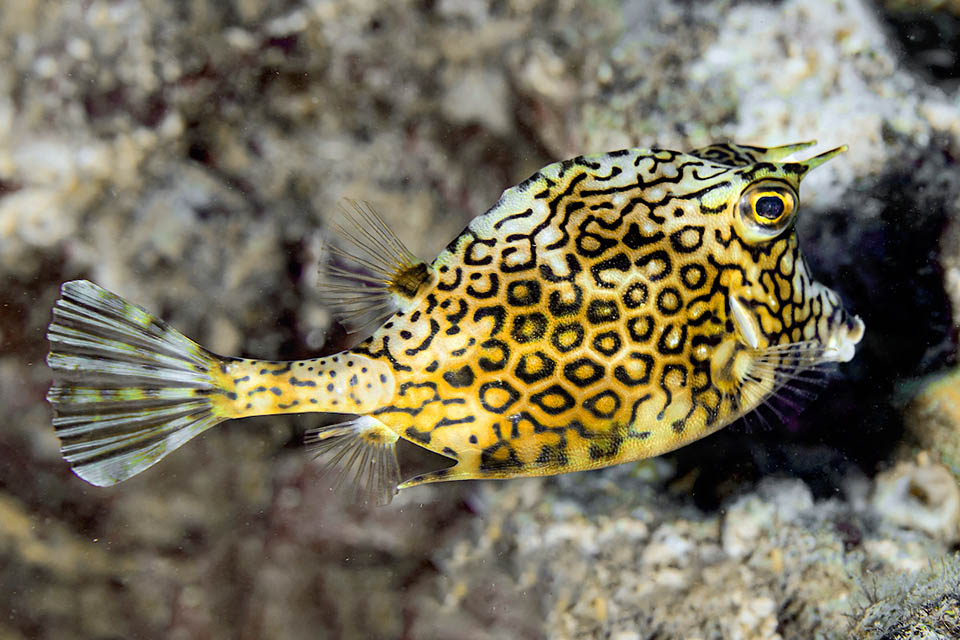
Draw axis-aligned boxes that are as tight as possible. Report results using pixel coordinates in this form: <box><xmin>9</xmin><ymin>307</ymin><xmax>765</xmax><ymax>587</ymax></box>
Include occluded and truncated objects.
<box><xmin>0</xmin><ymin>178</ymin><xmax>22</xmax><ymax>197</ymax></box>
<box><xmin>877</xmin><ymin>1</ymin><xmax>960</xmax><ymax>87</ymax></box>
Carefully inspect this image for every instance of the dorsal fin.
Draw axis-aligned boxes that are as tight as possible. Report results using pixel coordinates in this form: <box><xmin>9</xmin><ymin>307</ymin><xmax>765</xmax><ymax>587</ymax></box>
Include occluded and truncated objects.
<box><xmin>319</xmin><ymin>199</ymin><xmax>435</xmax><ymax>333</ymax></box>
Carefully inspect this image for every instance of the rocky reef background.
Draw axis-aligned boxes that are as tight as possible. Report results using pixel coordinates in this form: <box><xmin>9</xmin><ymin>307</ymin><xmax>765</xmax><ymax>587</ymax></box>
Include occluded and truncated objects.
<box><xmin>2</xmin><ymin>0</ymin><xmax>959</xmax><ymax>638</ymax></box>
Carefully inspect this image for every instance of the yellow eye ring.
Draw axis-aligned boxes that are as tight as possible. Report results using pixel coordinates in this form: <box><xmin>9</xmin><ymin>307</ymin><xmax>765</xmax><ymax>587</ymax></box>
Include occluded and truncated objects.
<box><xmin>737</xmin><ymin>180</ymin><xmax>798</xmax><ymax>240</ymax></box>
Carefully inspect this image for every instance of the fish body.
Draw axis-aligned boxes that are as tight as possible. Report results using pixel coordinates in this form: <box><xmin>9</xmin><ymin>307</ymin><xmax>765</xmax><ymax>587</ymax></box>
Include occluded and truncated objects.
<box><xmin>47</xmin><ymin>141</ymin><xmax>864</xmax><ymax>504</ymax></box>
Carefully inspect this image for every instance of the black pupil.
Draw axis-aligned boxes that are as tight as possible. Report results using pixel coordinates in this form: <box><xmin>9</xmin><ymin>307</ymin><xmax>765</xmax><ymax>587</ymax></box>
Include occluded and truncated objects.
<box><xmin>755</xmin><ymin>195</ymin><xmax>784</xmax><ymax>220</ymax></box>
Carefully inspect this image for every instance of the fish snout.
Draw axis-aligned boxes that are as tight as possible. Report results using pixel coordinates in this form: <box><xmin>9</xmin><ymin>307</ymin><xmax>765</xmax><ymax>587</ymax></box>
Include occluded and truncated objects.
<box><xmin>822</xmin><ymin>313</ymin><xmax>865</xmax><ymax>363</ymax></box>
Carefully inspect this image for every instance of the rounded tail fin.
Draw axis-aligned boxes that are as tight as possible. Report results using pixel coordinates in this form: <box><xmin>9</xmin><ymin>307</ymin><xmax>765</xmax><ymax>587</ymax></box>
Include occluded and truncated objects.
<box><xmin>46</xmin><ymin>280</ymin><xmax>229</xmax><ymax>486</ymax></box>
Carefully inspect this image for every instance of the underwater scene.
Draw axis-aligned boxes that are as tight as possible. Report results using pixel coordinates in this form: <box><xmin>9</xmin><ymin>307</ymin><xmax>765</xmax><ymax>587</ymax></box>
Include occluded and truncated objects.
<box><xmin>2</xmin><ymin>0</ymin><xmax>960</xmax><ymax>638</ymax></box>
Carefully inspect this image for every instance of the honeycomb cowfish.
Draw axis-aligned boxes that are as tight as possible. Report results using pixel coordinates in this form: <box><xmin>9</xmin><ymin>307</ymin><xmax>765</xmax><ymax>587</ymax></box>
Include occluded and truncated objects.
<box><xmin>46</xmin><ymin>140</ymin><xmax>864</xmax><ymax>505</ymax></box>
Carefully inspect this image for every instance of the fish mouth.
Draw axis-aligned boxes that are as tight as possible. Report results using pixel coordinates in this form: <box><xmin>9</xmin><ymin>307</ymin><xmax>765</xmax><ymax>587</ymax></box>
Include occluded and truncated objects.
<box><xmin>821</xmin><ymin>314</ymin><xmax>865</xmax><ymax>363</ymax></box>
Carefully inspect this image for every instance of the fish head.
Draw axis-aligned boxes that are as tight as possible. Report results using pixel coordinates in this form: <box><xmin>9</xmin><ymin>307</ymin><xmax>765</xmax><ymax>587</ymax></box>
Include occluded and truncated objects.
<box><xmin>690</xmin><ymin>142</ymin><xmax>865</xmax><ymax>365</ymax></box>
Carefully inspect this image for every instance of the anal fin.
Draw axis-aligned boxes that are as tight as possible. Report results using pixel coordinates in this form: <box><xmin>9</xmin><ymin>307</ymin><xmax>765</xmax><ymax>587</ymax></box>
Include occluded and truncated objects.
<box><xmin>320</xmin><ymin>199</ymin><xmax>435</xmax><ymax>332</ymax></box>
<box><xmin>305</xmin><ymin>415</ymin><xmax>401</xmax><ymax>506</ymax></box>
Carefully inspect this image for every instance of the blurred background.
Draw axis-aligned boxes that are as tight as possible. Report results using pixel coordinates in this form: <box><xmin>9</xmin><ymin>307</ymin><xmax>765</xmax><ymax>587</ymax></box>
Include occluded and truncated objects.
<box><xmin>2</xmin><ymin>0</ymin><xmax>959</xmax><ymax>638</ymax></box>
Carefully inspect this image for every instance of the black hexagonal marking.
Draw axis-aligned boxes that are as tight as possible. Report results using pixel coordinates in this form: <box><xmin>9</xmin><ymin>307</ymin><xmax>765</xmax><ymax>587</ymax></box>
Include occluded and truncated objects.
<box><xmin>680</xmin><ymin>263</ymin><xmax>707</xmax><ymax>290</ymax></box>
<box><xmin>591</xmin><ymin>331</ymin><xmax>622</xmax><ymax>357</ymax></box>
<box><xmin>586</xmin><ymin>299</ymin><xmax>620</xmax><ymax>325</ymax></box>
<box><xmin>656</xmin><ymin>287</ymin><xmax>682</xmax><ymax>316</ymax></box>
<box><xmin>669</xmin><ymin>225</ymin><xmax>705</xmax><ymax>253</ymax></box>
<box><xmin>478</xmin><ymin>380</ymin><xmax>520</xmax><ymax>414</ymax></box>
<box><xmin>626</xmin><ymin>315</ymin><xmax>655</xmax><ymax>343</ymax></box>
<box><xmin>515</xmin><ymin>350</ymin><xmax>557</xmax><ymax>384</ymax></box>
<box><xmin>623</xmin><ymin>282</ymin><xmax>648</xmax><ymax>309</ymax></box>
<box><xmin>530</xmin><ymin>384</ymin><xmax>576</xmax><ymax>415</ymax></box>
<box><xmin>506</xmin><ymin>279</ymin><xmax>542</xmax><ymax>307</ymax></box>
<box><xmin>563</xmin><ymin>357</ymin><xmax>605</xmax><ymax>388</ymax></box>
<box><xmin>582</xmin><ymin>390</ymin><xmax>622</xmax><ymax>419</ymax></box>
<box><xmin>575</xmin><ymin>225</ymin><xmax>617</xmax><ymax>258</ymax></box>
<box><xmin>551</xmin><ymin>322</ymin><xmax>585</xmax><ymax>353</ymax></box>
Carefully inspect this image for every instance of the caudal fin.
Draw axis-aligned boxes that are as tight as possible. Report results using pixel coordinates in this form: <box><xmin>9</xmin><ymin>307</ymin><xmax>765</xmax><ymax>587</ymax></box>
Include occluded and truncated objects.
<box><xmin>46</xmin><ymin>280</ymin><xmax>228</xmax><ymax>486</ymax></box>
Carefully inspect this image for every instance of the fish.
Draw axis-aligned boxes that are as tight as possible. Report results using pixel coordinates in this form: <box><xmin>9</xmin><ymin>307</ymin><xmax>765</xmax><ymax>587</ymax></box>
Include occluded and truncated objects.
<box><xmin>46</xmin><ymin>140</ymin><xmax>865</xmax><ymax>505</ymax></box>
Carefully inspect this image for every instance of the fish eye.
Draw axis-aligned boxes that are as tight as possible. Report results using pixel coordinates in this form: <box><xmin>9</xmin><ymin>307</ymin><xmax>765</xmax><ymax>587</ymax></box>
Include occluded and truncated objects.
<box><xmin>755</xmin><ymin>195</ymin><xmax>784</xmax><ymax>220</ymax></box>
<box><xmin>737</xmin><ymin>181</ymin><xmax>798</xmax><ymax>240</ymax></box>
